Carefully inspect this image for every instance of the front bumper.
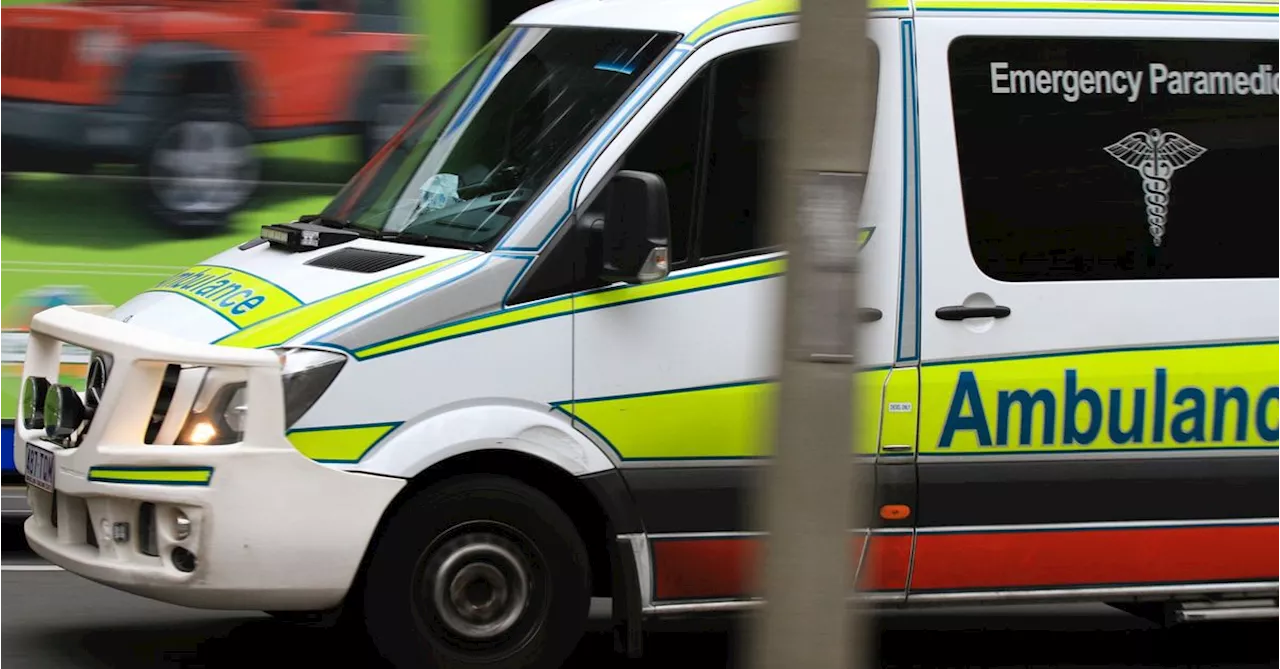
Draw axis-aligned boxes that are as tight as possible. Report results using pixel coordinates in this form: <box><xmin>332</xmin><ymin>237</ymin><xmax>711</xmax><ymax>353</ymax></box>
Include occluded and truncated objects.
<box><xmin>2</xmin><ymin>97</ymin><xmax>155</xmax><ymax>164</ymax></box>
<box><xmin>15</xmin><ymin>305</ymin><xmax>405</xmax><ymax>611</ymax></box>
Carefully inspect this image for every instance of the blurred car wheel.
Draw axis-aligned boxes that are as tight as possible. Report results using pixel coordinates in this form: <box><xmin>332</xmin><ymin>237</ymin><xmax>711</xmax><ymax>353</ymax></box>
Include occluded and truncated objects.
<box><xmin>138</xmin><ymin>93</ymin><xmax>260</xmax><ymax>235</ymax></box>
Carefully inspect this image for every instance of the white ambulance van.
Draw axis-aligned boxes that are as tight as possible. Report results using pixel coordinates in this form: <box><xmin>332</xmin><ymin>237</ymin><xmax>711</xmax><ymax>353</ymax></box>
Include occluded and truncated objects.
<box><xmin>15</xmin><ymin>0</ymin><xmax>1279</xmax><ymax>666</ymax></box>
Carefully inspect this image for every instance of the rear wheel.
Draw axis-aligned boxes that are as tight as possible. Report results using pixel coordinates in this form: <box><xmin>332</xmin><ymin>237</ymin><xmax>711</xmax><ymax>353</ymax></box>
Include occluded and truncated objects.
<box><xmin>362</xmin><ymin>475</ymin><xmax>592</xmax><ymax>669</ymax></box>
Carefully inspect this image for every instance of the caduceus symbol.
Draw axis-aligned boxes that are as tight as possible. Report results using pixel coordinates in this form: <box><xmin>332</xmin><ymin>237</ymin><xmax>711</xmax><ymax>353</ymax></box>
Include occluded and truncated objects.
<box><xmin>1104</xmin><ymin>128</ymin><xmax>1206</xmax><ymax>247</ymax></box>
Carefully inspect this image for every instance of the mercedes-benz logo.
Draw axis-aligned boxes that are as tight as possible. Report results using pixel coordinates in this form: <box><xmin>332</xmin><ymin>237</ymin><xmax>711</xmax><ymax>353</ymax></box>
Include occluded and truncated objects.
<box><xmin>85</xmin><ymin>356</ymin><xmax>109</xmax><ymax>410</ymax></box>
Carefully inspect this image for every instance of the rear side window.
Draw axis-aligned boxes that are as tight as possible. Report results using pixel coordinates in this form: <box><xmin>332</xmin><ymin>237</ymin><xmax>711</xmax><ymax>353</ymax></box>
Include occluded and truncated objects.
<box><xmin>948</xmin><ymin>37</ymin><xmax>1278</xmax><ymax>281</ymax></box>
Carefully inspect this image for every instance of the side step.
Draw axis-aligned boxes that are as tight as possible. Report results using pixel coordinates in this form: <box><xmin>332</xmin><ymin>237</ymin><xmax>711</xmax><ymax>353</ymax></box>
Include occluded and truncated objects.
<box><xmin>1174</xmin><ymin>599</ymin><xmax>1278</xmax><ymax>623</ymax></box>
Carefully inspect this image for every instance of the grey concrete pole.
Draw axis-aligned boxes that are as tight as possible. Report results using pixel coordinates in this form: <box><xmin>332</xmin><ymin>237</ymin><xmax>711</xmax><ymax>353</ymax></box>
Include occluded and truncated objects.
<box><xmin>747</xmin><ymin>0</ymin><xmax>875</xmax><ymax>668</ymax></box>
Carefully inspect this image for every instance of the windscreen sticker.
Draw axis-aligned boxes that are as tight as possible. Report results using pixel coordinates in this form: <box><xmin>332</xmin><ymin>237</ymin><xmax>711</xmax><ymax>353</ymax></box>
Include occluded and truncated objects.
<box><xmin>147</xmin><ymin>265</ymin><xmax>303</xmax><ymax>329</ymax></box>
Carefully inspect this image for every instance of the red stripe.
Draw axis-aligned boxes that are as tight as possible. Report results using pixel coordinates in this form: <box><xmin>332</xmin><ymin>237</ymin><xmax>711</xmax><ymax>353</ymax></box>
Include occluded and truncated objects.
<box><xmin>860</xmin><ymin>533</ymin><xmax>912</xmax><ymax>591</ymax></box>
<box><xmin>651</xmin><ymin>534</ymin><xmax>907</xmax><ymax>600</ymax></box>
<box><xmin>909</xmin><ymin>524</ymin><xmax>1280</xmax><ymax>592</ymax></box>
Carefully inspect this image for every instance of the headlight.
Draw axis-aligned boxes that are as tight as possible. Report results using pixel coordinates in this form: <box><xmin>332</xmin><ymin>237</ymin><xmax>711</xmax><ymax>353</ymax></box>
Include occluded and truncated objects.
<box><xmin>77</xmin><ymin>29</ymin><xmax>126</xmax><ymax>66</ymax></box>
<box><xmin>176</xmin><ymin>348</ymin><xmax>346</xmax><ymax>445</ymax></box>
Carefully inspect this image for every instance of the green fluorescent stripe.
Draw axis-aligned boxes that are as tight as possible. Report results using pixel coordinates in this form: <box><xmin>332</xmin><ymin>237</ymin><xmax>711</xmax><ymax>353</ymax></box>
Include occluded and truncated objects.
<box><xmin>353</xmin><ymin>257</ymin><xmax>785</xmax><ymax>359</ymax></box>
<box><xmin>559</xmin><ymin>370</ymin><xmax>888</xmax><ymax>459</ymax></box>
<box><xmin>286</xmin><ymin>422</ymin><xmax>400</xmax><ymax>464</ymax></box>
<box><xmin>87</xmin><ymin>467</ymin><xmax>214</xmax><ymax>485</ymax></box>
<box><xmin>217</xmin><ymin>253</ymin><xmax>476</xmax><ymax>349</ymax></box>
<box><xmin>681</xmin><ymin>0</ymin><xmax>911</xmax><ymax>45</ymax></box>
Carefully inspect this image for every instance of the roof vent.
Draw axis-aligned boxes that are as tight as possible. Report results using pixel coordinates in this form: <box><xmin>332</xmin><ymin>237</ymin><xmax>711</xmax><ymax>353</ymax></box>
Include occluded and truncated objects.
<box><xmin>305</xmin><ymin>247</ymin><xmax>422</xmax><ymax>273</ymax></box>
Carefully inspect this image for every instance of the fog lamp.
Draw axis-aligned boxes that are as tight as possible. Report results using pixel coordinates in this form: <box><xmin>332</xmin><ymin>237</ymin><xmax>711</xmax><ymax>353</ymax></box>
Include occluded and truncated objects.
<box><xmin>43</xmin><ymin>384</ymin><xmax>86</xmax><ymax>440</ymax></box>
<box><xmin>22</xmin><ymin>376</ymin><xmax>51</xmax><ymax>430</ymax></box>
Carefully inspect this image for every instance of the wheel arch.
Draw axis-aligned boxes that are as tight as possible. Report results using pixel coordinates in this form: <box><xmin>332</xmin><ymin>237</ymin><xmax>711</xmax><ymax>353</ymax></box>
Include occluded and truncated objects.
<box><xmin>349</xmin><ymin>447</ymin><xmax>643</xmax><ymax>609</ymax></box>
<box><xmin>116</xmin><ymin>42</ymin><xmax>255</xmax><ymax>121</ymax></box>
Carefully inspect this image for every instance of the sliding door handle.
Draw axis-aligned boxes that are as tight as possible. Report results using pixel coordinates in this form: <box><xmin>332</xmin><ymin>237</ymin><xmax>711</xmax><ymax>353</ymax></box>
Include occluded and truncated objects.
<box><xmin>935</xmin><ymin>305</ymin><xmax>1011</xmax><ymax>321</ymax></box>
<box><xmin>858</xmin><ymin>307</ymin><xmax>883</xmax><ymax>323</ymax></box>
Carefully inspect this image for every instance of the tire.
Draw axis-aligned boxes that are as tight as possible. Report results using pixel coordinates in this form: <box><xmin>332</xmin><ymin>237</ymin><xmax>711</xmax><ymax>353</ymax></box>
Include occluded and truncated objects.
<box><xmin>361</xmin><ymin>475</ymin><xmax>592</xmax><ymax>669</ymax></box>
<box><xmin>360</xmin><ymin>89</ymin><xmax>419</xmax><ymax>162</ymax></box>
<box><xmin>137</xmin><ymin>93</ymin><xmax>260</xmax><ymax>235</ymax></box>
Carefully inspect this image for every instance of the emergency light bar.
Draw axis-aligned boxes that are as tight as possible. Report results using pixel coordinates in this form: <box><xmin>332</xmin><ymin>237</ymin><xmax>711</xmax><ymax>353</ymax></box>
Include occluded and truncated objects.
<box><xmin>260</xmin><ymin>221</ymin><xmax>358</xmax><ymax>252</ymax></box>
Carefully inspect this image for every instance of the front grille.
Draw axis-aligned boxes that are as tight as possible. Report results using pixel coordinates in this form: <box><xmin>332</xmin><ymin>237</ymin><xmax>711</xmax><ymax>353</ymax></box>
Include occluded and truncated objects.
<box><xmin>1</xmin><ymin>27</ymin><xmax>74</xmax><ymax>81</ymax></box>
<box><xmin>144</xmin><ymin>365</ymin><xmax>181</xmax><ymax>444</ymax></box>
<box><xmin>74</xmin><ymin>351</ymin><xmax>111</xmax><ymax>448</ymax></box>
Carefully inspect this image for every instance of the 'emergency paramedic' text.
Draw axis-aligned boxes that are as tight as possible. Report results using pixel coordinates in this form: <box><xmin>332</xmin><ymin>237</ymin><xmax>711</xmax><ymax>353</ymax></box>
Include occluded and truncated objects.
<box><xmin>989</xmin><ymin>62</ymin><xmax>1279</xmax><ymax>102</ymax></box>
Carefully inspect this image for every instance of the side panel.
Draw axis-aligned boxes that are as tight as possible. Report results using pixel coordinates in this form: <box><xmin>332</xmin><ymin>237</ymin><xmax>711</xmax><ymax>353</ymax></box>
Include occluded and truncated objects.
<box><xmin>567</xmin><ymin>20</ymin><xmax>908</xmax><ymax>605</ymax></box>
<box><xmin>912</xmin><ymin>12</ymin><xmax>1279</xmax><ymax>596</ymax></box>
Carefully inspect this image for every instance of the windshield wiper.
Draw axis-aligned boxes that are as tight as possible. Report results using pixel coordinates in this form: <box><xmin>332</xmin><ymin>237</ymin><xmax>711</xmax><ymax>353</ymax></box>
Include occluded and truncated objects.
<box><xmin>294</xmin><ymin>214</ymin><xmax>485</xmax><ymax>251</ymax></box>
<box><xmin>380</xmin><ymin>231</ymin><xmax>486</xmax><ymax>251</ymax></box>
<box><xmin>294</xmin><ymin>214</ymin><xmax>379</xmax><ymax>234</ymax></box>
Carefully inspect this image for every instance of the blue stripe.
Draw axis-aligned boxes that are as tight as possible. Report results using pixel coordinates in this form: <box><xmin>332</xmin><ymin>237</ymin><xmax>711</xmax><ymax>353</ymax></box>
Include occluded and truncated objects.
<box><xmin>445</xmin><ymin>27</ymin><xmax>527</xmax><ymax>137</ymax></box>
<box><xmin>908</xmin><ymin>20</ymin><xmax>923</xmax><ymax>365</ymax></box>
<box><xmin>894</xmin><ymin>20</ymin><xmax>913</xmax><ymax>364</ymax></box>
<box><xmin>917</xmin><ymin>6</ymin><xmax>1277</xmax><ymax>16</ymax></box>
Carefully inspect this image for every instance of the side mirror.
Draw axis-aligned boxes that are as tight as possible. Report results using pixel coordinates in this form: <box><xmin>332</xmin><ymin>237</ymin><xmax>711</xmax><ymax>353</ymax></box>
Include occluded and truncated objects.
<box><xmin>596</xmin><ymin>170</ymin><xmax>671</xmax><ymax>284</ymax></box>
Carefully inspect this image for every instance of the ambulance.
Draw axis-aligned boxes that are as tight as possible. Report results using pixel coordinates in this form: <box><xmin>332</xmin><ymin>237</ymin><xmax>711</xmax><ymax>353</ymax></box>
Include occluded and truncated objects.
<box><xmin>14</xmin><ymin>0</ymin><xmax>1279</xmax><ymax>666</ymax></box>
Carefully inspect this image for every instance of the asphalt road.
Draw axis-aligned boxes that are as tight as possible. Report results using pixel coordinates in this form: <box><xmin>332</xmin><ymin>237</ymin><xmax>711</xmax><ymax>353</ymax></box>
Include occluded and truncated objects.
<box><xmin>4</xmin><ymin>519</ymin><xmax>1277</xmax><ymax>668</ymax></box>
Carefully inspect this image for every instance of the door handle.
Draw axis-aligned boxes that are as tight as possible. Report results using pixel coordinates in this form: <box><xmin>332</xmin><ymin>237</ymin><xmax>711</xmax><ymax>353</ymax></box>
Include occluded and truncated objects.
<box><xmin>858</xmin><ymin>307</ymin><xmax>882</xmax><ymax>323</ymax></box>
<box><xmin>935</xmin><ymin>305</ymin><xmax>1011</xmax><ymax>321</ymax></box>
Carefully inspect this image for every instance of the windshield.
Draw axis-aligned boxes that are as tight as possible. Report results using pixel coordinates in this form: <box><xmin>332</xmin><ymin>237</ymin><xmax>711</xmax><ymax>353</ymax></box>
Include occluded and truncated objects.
<box><xmin>322</xmin><ymin>26</ymin><xmax>677</xmax><ymax>250</ymax></box>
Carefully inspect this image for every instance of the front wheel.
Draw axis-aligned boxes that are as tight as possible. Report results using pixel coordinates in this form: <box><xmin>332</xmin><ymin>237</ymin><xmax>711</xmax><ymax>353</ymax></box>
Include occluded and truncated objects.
<box><xmin>362</xmin><ymin>475</ymin><xmax>592</xmax><ymax>669</ymax></box>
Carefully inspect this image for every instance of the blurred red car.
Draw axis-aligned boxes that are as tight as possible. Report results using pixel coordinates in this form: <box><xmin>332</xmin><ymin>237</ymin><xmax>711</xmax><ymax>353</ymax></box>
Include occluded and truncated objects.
<box><xmin>1</xmin><ymin>0</ymin><xmax>422</xmax><ymax>232</ymax></box>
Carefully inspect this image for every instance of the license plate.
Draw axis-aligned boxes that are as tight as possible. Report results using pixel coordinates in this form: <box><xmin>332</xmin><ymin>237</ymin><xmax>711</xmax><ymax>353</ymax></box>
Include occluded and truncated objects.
<box><xmin>24</xmin><ymin>444</ymin><xmax>55</xmax><ymax>493</ymax></box>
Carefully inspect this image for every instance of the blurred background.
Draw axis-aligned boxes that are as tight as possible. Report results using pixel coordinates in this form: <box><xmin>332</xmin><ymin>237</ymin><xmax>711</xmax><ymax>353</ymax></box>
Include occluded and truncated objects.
<box><xmin>0</xmin><ymin>0</ymin><xmax>552</xmax><ymax>473</ymax></box>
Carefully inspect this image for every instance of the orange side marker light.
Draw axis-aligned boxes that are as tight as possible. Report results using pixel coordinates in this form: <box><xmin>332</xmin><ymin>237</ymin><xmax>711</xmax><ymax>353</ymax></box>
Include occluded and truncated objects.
<box><xmin>880</xmin><ymin>504</ymin><xmax>910</xmax><ymax>521</ymax></box>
